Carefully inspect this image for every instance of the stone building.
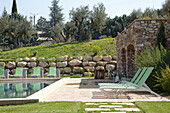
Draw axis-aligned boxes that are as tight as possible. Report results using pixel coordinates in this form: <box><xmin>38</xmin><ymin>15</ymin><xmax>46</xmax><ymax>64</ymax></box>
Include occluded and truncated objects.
<box><xmin>116</xmin><ymin>19</ymin><xmax>170</xmax><ymax>77</ymax></box>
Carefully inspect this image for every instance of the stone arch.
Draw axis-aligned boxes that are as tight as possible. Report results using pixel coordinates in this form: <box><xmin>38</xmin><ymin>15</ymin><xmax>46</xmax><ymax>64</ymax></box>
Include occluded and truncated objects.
<box><xmin>120</xmin><ymin>48</ymin><xmax>126</xmax><ymax>73</ymax></box>
<box><xmin>127</xmin><ymin>44</ymin><xmax>135</xmax><ymax>77</ymax></box>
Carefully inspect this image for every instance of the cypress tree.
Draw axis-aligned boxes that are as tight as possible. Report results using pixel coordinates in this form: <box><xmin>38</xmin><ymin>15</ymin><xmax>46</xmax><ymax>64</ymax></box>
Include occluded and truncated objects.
<box><xmin>12</xmin><ymin>0</ymin><xmax>18</xmax><ymax>14</ymax></box>
<box><xmin>157</xmin><ymin>22</ymin><xmax>167</xmax><ymax>49</ymax></box>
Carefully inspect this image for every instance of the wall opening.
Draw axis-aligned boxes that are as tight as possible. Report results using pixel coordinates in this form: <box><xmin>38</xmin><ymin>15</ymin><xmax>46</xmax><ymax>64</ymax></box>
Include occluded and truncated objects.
<box><xmin>127</xmin><ymin>44</ymin><xmax>135</xmax><ymax>77</ymax></box>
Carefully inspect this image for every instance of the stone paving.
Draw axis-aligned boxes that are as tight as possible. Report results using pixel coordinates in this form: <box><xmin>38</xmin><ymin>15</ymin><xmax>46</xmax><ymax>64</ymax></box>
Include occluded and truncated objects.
<box><xmin>44</xmin><ymin>78</ymin><xmax>169</xmax><ymax>102</ymax></box>
<box><xmin>84</xmin><ymin>102</ymin><xmax>140</xmax><ymax>112</ymax></box>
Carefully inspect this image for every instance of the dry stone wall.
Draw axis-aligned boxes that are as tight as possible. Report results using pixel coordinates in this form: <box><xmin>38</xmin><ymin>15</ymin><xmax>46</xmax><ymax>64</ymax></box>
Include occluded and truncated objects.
<box><xmin>0</xmin><ymin>55</ymin><xmax>117</xmax><ymax>76</ymax></box>
<box><xmin>116</xmin><ymin>19</ymin><xmax>170</xmax><ymax>77</ymax></box>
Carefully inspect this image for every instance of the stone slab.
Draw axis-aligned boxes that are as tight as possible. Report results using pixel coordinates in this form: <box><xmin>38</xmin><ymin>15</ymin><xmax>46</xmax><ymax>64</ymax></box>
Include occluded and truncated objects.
<box><xmin>114</xmin><ymin>108</ymin><xmax>140</xmax><ymax>111</ymax></box>
<box><xmin>85</xmin><ymin>103</ymin><xmax>107</xmax><ymax>105</ymax></box>
<box><xmin>99</xmin><ymin>105</ymin><xmax>122</xmax><ymax>108</ymax></box>
<box><xmin>111</xmin><ymin>103</ymin><xmax>134</xmax><ymax>105</ymax></box>
<box><xmin>85</xmin><ymin>108</ymin><xmax>110</xmax><ymax>111</ymax></box>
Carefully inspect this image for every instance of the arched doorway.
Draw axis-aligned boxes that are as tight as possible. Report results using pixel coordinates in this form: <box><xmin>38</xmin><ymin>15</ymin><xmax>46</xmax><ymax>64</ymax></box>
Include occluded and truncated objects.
<box><xmin>121</xmin><ymin>48</ymin><xmax>126</xmax><ymax>73</ymax></box>
<box><xmin>127</xmin><ymin>44</ymin><xmax>135</xmax><ymax>77</ymax></box>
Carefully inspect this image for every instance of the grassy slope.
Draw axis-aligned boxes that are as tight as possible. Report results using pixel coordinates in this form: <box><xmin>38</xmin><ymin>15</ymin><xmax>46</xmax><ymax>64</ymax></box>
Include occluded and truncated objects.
<box><xmin>0</xmin><ymin>101</ymin><xmax>84</xmax><ymax>113</ymax></box>
<box><xmin>0</xmin><ymin>38</ymin><xmax>116</xmax><ymax>59</ymax></box>
<box><xmin>135</xmin><ymin>101</ymin><xmax>170</xmax><ymax>113</ymax></box>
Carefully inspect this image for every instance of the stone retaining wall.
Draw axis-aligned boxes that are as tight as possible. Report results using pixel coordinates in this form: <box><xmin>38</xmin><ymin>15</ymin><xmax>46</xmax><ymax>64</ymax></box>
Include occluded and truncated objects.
<box><xmin>0</xmin><ymin>55</ymin><xmax>117</xmax><ymax>76</ymax></box>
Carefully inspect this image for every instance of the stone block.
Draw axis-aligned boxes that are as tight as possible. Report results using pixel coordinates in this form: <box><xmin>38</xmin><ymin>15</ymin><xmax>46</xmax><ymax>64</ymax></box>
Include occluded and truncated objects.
<box><xmin>38</xmin><ymin>58</ymin><xmax>45</xmax><ymax>61</ymax></box>
<box><xmin>73</xmin><ymin>67</ymin><xmax>83</xmax><ymax>73</ymax></box>
<box><xmin>48</xmin><ymin>57</ymin><xmax>56</xmax><ymax>61</ymax></box>
<box><xmin>0</xmin><ymin>62</ymin><xmax>5</xmax><ymax>67</ymax></box>
<box><xmin>112</xmin><ymin>55</ymin><xmax>117</xmax><ymax>60</ymax></box>
<box><xmin>82</xmin><ymin>62</ymin><xmax>88</xmax><ymax>66</ymax></box>
<box><xmin>17</xmin><ymin>62</ymin><xmax>27</xmax><ymax>67</ymax></box>
<box><xmin>6</xmin><ymin>62</ymin><xmax>16</xmax><ymax>68</ymax></box>
<box><xmin>109</xmin><ymin>60</ymin><xmax>117</xmax><ymax>64</ymax></box>
<box><xmin>69</xmin><ymin>59</ymin><xmax>82</xmax><ymax>66</ymax></box>
<box><xmin>49</xmin><ymin>62</ymin><xmax>56</xmax><ymax>67</ymax></box>
<box><xmin>83</xmin><ymin>56</ymin><xmax>93</xmax><ymax>61</ymax></box>
<box><xmin>27</xmin><ymin>62</ymin><xmax>37</xmax><ymax>68</ymax></box>
<box><xmin>97</xmin><ymin>61</ymin><xmax>107</xmax><ymax>66</ymax></box>
<box><xmin>103</xmin><ymin>55</ymin><xmax>112</xmax><ymax>61</ymax></box>
<box><xmin>23</xmin><ymin>57</ymin><xmax>30</xmax><ymax>62</ymax></box>
<box><xmin>58</xmin><ymin>55</ymin><xmax>68</xmax><ymax>61</ymax></box>
<box><xmin>88</xmin><ymin>62</ymin><xmax>96</xmax><ymax>66</ymax></box>
<box><xmin>84</xmin><ymin>66</ymin><xmax>95</xmax><ymax>72</ymax></box>
<box><xmin>93</xmin><ymin>56</ymin><xmax>103</xmax><ymax>61</ymax></box>
<box><xmin>57</xmin><ymin>61</ymin><xmax>67</xmax><ymax>67</ymax></box>
<box><xmin>76</xmin><ymin>56</ymin><xmax>83</xmax><ymax>61</ymax></box>
<box><xmin>64</xmin><ymin>67</ymin><xmax>72</xmax><ymax>73</ymax></box>
<box><xmin>30</xmin><ymin>57</ymin><xmax>37</xmax><ymax>62</ymax></box>
<box><xmin>106</xmin><ymin>64</ymin><xmax>116</xmax><ymax>71</ymax></box>
<box><xmin>16</xmin><ymin>58</ymin><xmax>23</xmax><ymax>62</ymax></box>
<box><xmin>39</xmin><ymin>62</ymin><xmax>48</xmax><ymax>67</ymax></box>
<box><xmin>96</xmin><ymin>66</ymin><xmax>105</xmax><ymax>70</ymax></box>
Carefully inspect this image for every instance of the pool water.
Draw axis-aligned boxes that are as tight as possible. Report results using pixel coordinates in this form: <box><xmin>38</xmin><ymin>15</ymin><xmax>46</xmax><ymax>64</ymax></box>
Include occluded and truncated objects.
<box><xmin>0</xmin><ymin>81</ymin><xmax>55</xmax><ymax>99</ymax></box>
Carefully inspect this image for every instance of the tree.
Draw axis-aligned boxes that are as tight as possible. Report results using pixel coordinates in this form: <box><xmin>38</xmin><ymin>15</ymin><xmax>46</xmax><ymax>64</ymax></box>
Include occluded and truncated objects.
<box><xmin>157</xmin><ymin>22</ymin><xmax>167</xmax><ymax>49</ymax></box>
<box><xmin>49</xmin><ymin>0</ymin><xmax>64</xmax><ymax>27</ymax></box>
<box><xmin>69</xmin><ymin>5</ymin><xmax>90</xmax><ymax>41</ymax></box>
<box><xmin>36</xmin><ymin>16</ymin><xmax>50</xmax><ymax>32</ymax></box>
<box><xmin>0</xmin><ymin>14</ymin><xmax>33</xmax><ymax>48</ymax></box>
<box><xmin>162</xmin><ymin>0</ymin><xmax>170</xmax><ymax>15</ymax></box>
<box><xmin>130</xmin><ymin>8</ymin><xmax>143</xmax><ymax>20</ymax></box>
<box><xmin>90</xmin><ymin>3</ymin><xmax>107</xmax><ymax>39</ymax></box>
<box><xmin>2</xmin><ymin>7</ymin><xmax>7</xmax><ymax>17</ymax></box>
<box><xmin>64</xmin><ymin>21</ymin><xmax>77</xmax><ymax>42</ymax></box>
<box><xmin>12</xmin><ymin>0</ymin><xmax>18</xmax><ymax>14</ymax></box>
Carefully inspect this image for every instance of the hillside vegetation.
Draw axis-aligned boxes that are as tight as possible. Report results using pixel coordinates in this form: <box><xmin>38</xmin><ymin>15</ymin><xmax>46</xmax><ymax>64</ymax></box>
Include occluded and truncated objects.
<box><xmin>0</xmin><ymin>38</ymin><xmax>116</xmax><ymax>59</ymax></box>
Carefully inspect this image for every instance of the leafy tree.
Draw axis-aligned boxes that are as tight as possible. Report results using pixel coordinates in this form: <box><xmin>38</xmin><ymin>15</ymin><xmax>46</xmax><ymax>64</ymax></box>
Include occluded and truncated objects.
<box><xmin>130</xmin><ymin>8</ymin><xmax>143</xmax><ymax>20</ymax></box>
<box><xmin>69</xmin><ymin>5</ymin><xmax>90</xmax><ymax>41</ymax></box>
<box><xmin>12</xmin><ymin>0</ymin><xmax>18</xmax><ymax>14</ymax></box>
<box><xmin>162</xmin><ymin>0</ymin><xmax>170</xmax><ymax>15</ymax></box>
<box><xmin>90</xmin><ymin>3</ymin><xmax>107</xmax><ymax>39</ymax></box>
<box><xmin>64</xmin><ymin>21</ymin><xmax>77</xmax><ymax>42</ymax></box>
<box><xmin>49</xmin><ymin>0</ymin><xmax>64</xmax><ymax>27</ymax></box>
<box><xmin>0</xmin><ymin>14</ymin><xmax>33</xmax><ymax>48</ymax></box>
<box><xmin>157</xmin><ymin>22</ymin><xmax>167</xmax><ymax>49</ymax></box>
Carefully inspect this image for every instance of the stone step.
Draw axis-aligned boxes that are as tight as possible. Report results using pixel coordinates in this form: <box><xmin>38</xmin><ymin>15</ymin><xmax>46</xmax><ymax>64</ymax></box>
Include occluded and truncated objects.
<box><xmin>99</xmin><ymin>105</ymin><xmax>122</xmax><ymax>108</ymax></box>
<box><xmin>85</xmin><ymin>103</ymin><xmax>107</xmax><ymax>105</ymax></box>
<box><xmin>114</xmin><ymin>108</ymin><xmax>140</xmax><ymax>111</ymax></box>
<box><xmin>85</xmin><ymin>108</ymin><xmax>110</xmax><ymax>111</ymax></box>
<box><xmin>111</xmin><ymin>103</ymin><xmax>134</xmax><ymax>105</ymax></box>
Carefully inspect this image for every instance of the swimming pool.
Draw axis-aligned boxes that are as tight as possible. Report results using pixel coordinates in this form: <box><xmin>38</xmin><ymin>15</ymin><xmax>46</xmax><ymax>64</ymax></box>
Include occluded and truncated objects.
<box><xmin>0</xmin><ymin>81</ymin><xmax>55</xmax><ymax>99</ymax></box>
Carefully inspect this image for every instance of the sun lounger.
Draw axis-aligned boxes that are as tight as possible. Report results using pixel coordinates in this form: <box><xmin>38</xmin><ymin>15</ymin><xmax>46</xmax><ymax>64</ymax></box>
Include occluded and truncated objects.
<box><xmin>14</xmin><ymin>67</ymin><xmax>27</xmax><ymax>78</ymax></box>
<box><xmin>31</xmin><ymin>67</ymin><xmax>43</xmax><ymax>78</ymax></box>
<box><xmin>48</xmin><ymin>67</ymin><xmax>60</xmax><ymax>78</ymax></box>
<box><xmin>100</xmin><ymin>67</ymin><xmax>161</xmax><ymax>98</ymax></box>
<box><xmin>99</xmin><ymin>67</ymin><xmax>147</xmax><ymax>86</ymax></box>
<box><xmin>0</xmin><ymin>66</ymin><xmax>9</xmax><ymax>79</ymax></box>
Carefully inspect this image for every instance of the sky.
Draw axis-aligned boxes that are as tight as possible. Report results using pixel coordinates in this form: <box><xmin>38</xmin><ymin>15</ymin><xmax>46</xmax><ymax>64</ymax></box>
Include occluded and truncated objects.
<box><xmin>0</xmin><ymin>0</ymin><xmax>166</xmax><ymax>24</ymax></box>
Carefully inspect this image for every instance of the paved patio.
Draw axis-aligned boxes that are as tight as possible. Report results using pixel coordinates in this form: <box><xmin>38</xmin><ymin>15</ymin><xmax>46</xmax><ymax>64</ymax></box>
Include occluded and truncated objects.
<box><xmin>44</xmin><ymin>78</ymin><xmax>169</xmax><ymax>102</ymax></box>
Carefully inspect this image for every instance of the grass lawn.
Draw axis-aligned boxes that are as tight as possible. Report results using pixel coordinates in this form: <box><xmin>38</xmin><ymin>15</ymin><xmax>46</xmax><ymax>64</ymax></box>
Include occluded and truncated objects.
<box><xmin>0</xmin><ymin>38</ymin><xmax>116</xmax><ymax>59</ymax></box>
<box><xmin>0</xmin><ymin>101</ymin><xmax>84</xmax><ymax>113</ymax></box>
<box><xmin>135</xmin><ymin>101</ymin><xmax>170</xmax><ymax>113</ymax></box>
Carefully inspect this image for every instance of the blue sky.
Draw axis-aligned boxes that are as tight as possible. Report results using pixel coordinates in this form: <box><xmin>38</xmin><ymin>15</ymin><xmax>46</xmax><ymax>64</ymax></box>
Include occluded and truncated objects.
<box><xmin>0</xmin><ymin>0</ymin><xmax>166</xmax><ymax>23</ymax></box>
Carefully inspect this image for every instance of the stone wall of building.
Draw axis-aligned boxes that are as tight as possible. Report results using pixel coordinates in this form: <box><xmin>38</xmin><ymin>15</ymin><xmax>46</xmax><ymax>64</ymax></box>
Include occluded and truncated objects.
<box><xmin>116</xmin><ymin>19</ymin><xmax>170</xmax><ymax>77</ymax></box>
<box><xmin>0</xmin><ymin>55</ymin><xmax>117</xmax><ymax>76</ymax></box>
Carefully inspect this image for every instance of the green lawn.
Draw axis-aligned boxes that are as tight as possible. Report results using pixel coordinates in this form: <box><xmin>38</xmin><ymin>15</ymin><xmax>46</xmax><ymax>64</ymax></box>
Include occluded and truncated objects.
<box><xmin>135</xmin><ymin>101</ymin><xmax>170</xmax><ymax>113</ymax></box>
<box><xmin>0</xmin><ymin>101</ymin><xmax>84</xmax><ymax>113</ymax></box>
<box><xmin>0</xmin><ymin>38</ymin><xmax>116</xmax><ymax>59</ymax></box>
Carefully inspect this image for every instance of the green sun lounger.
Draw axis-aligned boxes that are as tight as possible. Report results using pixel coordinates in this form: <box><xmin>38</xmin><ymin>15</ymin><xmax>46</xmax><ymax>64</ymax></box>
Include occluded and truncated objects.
<box><xmin>31</xmin><ymin>67</ymin><xmax>43</xmax><ymax>78</ymax></box>
<box><xmin>48</xmin><ymin>67</ymin><xmax>56</xmax><ymax>78</ymax></box>
<box><xmin>0</xmin><ymin>84</ymin><xmax>4</xmax><ymax>94</ymax></box>
<box><xmin>14</xmin><ymin>67</ymin><xmax>27</xmax><ymax>78</ymax></box>
<box><xmin>16</xmin><ymin>84</ymin><xmax>23</xmax><ymax>92</ymax></box>
<box><xmin>100</xmin><ymin>67</ymin><xmax>160</xmax><ymax>98</ymax></box>
<box><xmin>0</xmin><ymin>67</ymin><xmax>9</xmax><ymax>79</ymax></box>
<box><xmin>33</xmin><ymin>83</ymin><xmax>41</xmax><ymax>92</ymax></box>
<box><xmin>98</xmin><ymin>67</ymin><xmax>147</xmax><ymax>86</ymax></box>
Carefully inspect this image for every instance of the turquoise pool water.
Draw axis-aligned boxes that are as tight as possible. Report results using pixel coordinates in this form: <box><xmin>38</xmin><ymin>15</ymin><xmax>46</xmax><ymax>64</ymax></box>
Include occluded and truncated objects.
<box><xmin>0</xmin><ymin>81</ymin><xmax>55</xmax><ymax>99</ymax></box>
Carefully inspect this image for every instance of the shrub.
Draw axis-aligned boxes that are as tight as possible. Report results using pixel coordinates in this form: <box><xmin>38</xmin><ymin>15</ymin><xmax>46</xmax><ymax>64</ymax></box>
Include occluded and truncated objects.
<box><xmin>154</xmin><ymin>64</ymin><xmax>170</xmax><ymax>93</ymax></box>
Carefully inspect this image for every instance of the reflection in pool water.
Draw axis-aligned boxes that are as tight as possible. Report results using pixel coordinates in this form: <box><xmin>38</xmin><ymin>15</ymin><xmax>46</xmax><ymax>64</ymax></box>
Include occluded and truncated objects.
<box><xmin>0</xmin><ymin>81</ymin><xmax>54</xmax><ymax>99</ymax></box>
